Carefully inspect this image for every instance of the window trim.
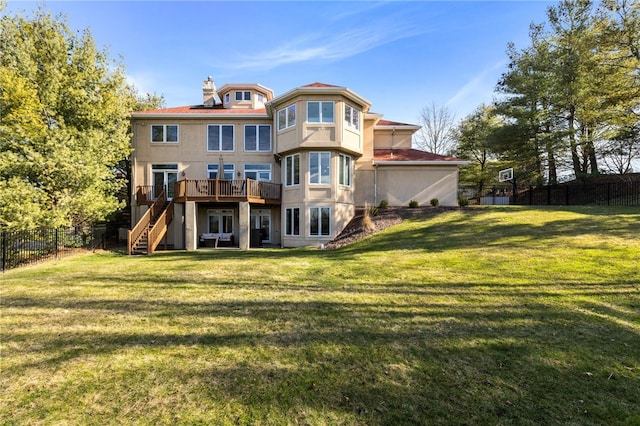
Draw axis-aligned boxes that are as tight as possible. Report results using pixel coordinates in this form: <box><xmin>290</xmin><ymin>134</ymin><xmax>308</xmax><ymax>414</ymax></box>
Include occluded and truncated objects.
<box><xmin>207</xmin><ymin>209</ymin><xmax>234</xmax><ymax>234</ymax></box>
<box><xmin>243</xmin><ymin>124</ymin><xmax>272</xmax><ymax>152</ymax></box>
<box><xmin>277</xmin><ymin>104</ymin><xmax>296</xmax><ymax>131</ymax></box>
<box><xmin>344</xmin><ymin>104</ymin><xmax>360</xmax><ymax>130</ymax></box>
<box><xmin>235</xmin><ymin>91</ymin><xmax>251</xmax><ymax>101</ymax></box>
<box><xmin>309</xmin><ymin>206</ymin><xmax>331</xmax><ymax>237</ymax></box>
<box><xmin>150</xmin><ymin>124</ymin><xmax>179</xmax><ymax>143</ymax></box>
<box><xmin>285</xmin><ymin>153</ymin><xmax>300</xmax><ymax>187</ymax></box>
<box><xmin>207</xmin><ymin>163</ymin><xmax>235</xmax><ymax>180</ymax></box>
<box><xmin>285</xmin><ymin>207</ymin><xmax>300</xmax><ymax>236</ymax></box>
<box><xmin>207</xmin><ymin>124</ymin><xmax>235</xmax><ymax>152</ymax></box>
<box><xmin>243</xmin><ymin>163</ymin><xmax>272</xmax><ymax>181</ymax></box>
<box><xmin>307</xmin><ymin>101</ymin><xmax>335</xmax><ymax>124</ymax></box>
<box><xmin>309</xmin><ymin>152</ymin><xmax>331</xmax><ymax>185</ymax></box>
<box><xmin>339</xmin><ymin>153</ymin><xmax>352</xmax><ymax>187</ymax></box>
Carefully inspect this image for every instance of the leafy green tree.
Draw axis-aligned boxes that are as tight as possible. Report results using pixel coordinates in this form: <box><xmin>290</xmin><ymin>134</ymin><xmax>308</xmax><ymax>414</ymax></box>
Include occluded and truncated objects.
<box><xmin>0</xmin><ymin>6</ymin><xmax>137</xmax><ymax>229</ymax></box>
<box><xmin>454</xmin><ymin>105</ymin><xmax>506</xmax><ymax>193</ymax></box>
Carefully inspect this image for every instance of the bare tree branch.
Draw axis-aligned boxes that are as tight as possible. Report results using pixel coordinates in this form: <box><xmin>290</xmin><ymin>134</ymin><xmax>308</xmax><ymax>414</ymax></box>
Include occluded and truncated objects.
<box><xmin>414</xmin><ymin>102</ymin><xmax>457</xmax><ymax>155</ymax></box>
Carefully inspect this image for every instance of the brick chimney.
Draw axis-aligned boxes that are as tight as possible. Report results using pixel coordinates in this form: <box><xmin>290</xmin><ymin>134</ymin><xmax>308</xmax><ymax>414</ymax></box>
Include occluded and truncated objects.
<box><xmin>202</xmin><ymin>76</ymin><xmax>220</xmax><ymax>107</ymax></box>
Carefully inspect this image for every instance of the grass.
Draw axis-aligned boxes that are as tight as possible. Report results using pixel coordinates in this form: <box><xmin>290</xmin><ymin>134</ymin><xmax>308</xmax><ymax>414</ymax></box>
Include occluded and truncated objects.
<box><xmin>1</xmin><ymin>206</ymin><xmax>639</xmax><ymax>425</ymax></box>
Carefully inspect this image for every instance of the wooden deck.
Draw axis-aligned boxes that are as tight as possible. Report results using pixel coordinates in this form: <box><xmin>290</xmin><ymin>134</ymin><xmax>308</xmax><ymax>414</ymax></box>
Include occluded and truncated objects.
<box><xmin>136</xmin><ymin>179</ymin><xmax>282</xmax><ymax>205</ymax></box>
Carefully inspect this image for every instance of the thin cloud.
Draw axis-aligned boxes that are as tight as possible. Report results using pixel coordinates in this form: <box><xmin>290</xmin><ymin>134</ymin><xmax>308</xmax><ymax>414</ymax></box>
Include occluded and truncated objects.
<box><xmin>446</xmin><ymin>59</ymin><xmax>507</xmax><ymax>110</ymax></box>
<box><xmin>225</xmin><ymin>20</ymin><xmax>428</xmax><ymax>71</ymax></box>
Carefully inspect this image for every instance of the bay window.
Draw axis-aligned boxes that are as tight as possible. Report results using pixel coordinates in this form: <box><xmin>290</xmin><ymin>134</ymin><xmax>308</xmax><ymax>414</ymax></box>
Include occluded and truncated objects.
<box><xmin>278</xmin><ymin>104</ymin><xmax>296</xmax><ymax>131</ymax></box>
<box><xmin>285</xmin><ymin>154</ymin><xmax>300</xmax><ymax>186</ymax></box>
<box><xmin>309</xmin><ymin>152</ymin><xmax>330</xmax><ymax>184</ymax></box>
<box><xmin>307</xmin><ymin>101</ymin><xmax>334</xmax><ymax>123</ymax></box>
<box><xmin>339</xmin><ymin>154</ymin><xmax>352</xmax><ymax>186</ymax></box>
<box><xmin>285</xmin><ymin>208</ymin><xmax>300</xmax><ymax>236</ymax></box>
<box><xmin>309</xmin><ymin>207</ymin><xmax>330</xmax><ymax>236</ymax></box>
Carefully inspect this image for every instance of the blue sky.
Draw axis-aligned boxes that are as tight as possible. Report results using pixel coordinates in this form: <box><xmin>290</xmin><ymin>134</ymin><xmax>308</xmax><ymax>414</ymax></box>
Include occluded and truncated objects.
<box><xmin>6</xmin><ymin>1</ymin><xmax>555</xmax><ymax>125</ymax></box>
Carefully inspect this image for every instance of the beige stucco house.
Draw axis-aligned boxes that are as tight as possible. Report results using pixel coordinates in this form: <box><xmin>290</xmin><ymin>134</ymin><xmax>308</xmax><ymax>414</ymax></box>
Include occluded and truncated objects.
<box><xmin>128</xmin><ymin>78</ymin><xmax>467</xmax><ymax>253</ymax></box>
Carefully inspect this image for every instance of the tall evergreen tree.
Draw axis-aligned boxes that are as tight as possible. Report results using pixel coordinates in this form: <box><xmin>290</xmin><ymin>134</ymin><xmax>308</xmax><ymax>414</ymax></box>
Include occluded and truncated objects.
<box><xmin>494</xmin><ymin>0</ymin><xmax>639</xmax><ymax>182</ymax></box>
<box><xmin>454</xmin><ymin>105</ymin><xmax>505</xmax><ymax>193</ymax></box>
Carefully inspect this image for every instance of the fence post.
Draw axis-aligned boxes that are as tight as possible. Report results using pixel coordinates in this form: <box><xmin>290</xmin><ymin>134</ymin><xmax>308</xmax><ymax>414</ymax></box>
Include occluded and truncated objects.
<box><xmin>1</xmin><ymin>230</ymin><xmax>7</xmax><ymax>273</ymax></box>
<box><xmin>607</xmin><ymin>183</ymin><xmax>611</xmax><ymax>206</ymax></box>
<box><xmin>566</xmin><ymin>185</ymin><xmax>570</xmax><ymax>206</ymax></box>
<box><xmin>547</xmin><ymin>185</ymin><xmax>551</xmax><ymax>205</ymax></box>
<box><xmin>55</xmin><ymin>228</ymin><xmax>59</xmax><ymax>260</ymax></box>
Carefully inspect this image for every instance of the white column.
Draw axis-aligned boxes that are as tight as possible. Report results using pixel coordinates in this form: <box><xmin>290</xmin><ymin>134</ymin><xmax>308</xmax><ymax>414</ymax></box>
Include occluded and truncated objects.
<box><xmin>238</xmin><ymin>201</ymin><xmax>250</xmax><ymax>250</ymax></box>
<box><xmin>185</xmin><ymin>201</ymin><xmax>197</xmax><ymax>251</ymax></box>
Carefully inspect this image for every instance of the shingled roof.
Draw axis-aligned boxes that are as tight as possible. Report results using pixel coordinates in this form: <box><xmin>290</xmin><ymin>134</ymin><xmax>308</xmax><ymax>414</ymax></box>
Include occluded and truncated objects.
<box><xmin>373</xmin><ymin>149</ymin><xmax>467</xmax><ymax>164</ymax></box>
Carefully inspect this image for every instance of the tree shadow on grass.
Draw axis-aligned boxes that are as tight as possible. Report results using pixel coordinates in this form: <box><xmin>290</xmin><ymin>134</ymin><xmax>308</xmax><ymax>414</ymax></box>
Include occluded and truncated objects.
<box><xmin>3</xmin><ymin>279</ymin><xmax>639</xmax><ymax>424</ymax></box>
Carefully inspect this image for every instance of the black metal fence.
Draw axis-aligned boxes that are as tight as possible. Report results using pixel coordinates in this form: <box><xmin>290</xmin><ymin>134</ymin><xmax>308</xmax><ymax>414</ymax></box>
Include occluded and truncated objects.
<box><xmin>1</xmin><ymin>224</ymin><xmax>114</xmax><ymax>272</ymax></box>
<box><xmin>515</xmin><ymin>180</ymin><xmax>640</xmax><ymax>206</ymax></box>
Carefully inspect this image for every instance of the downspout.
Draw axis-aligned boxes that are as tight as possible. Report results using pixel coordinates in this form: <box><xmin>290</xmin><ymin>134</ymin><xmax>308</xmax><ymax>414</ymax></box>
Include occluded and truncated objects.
<box><xmin>374</xmin><ymin>163</ymin><xmax>378</xmax><ymax>206</ymax></box>
<box><xmin>131</xmin><ymin>121</ymin><xmax>138</xmax><ymax>228</ymax></box>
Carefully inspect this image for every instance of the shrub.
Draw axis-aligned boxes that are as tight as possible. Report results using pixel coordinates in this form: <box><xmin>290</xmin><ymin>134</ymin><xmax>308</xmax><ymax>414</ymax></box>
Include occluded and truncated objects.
<box><xmin>430</xmin><ymin>198</ymin><xmax>439</xmax><ymax>207</ymax></box>
<box><xmin>368</xmin><ymin>205</ymin><xmax>379</xmax><ymax>217</ymax></box>
<box><xmin>362</xmin><ymin>208</ymin><xmax>375</xmax><ymax>232</ymax></box>
<box><xmin>378</xmin><ymin>199</ymin><xmax>389</xmax><ymax>209</ymax></box>
<box><xmin>409</xmin><ymin>200</ymin><xmax>419</xmax><ymax>208</ymax></box>
<box><xmin>458</xmin><ymin>196</ymin><xmax>469</xmax><ymax>207</ymax></box>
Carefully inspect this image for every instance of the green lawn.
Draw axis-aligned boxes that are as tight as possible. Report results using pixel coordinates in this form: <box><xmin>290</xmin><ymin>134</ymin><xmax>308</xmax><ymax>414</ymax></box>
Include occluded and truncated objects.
<box><xmin>2</xmin><ymin>206</ymin><xmax>639</xmax><ymax>425</ymax></box>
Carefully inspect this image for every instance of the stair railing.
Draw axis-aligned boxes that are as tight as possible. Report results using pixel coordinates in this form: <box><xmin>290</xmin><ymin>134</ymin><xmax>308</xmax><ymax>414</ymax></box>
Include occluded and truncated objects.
<box><xmin>127</xmin><ymin>189</ymin><xmax>167</xmax><ymax>254</ymax></box>
<box><xmin>148</xmin><ymin>200</ymin><xmax>174</xmax><ymax>255</ymax></box>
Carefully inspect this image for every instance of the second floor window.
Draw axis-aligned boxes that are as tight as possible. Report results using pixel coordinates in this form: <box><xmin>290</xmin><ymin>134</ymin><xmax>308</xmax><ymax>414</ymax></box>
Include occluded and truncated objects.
<box><xmin>278</xmin><ymin>104</ymin><xmax>296</xmax><ymax>131</ymax></box>
<box><xmin>309</xmin><ymin>152</ymin><xmax>330</xmax><ymax>184</ymax></box>
<box><xmin>307</xmin><ymin>101</ymin><xmax>334</xmax><ymax>123</ymax></box>
<box><xmin>207</xmin><ymin>125</ymin><xmax>234</xmax><ymax>152</ymax></box>
<box><xmin>244</xmin><ymin>125</ymin><xmax>271</xmax><ymax>151</ymax></box>
<box><xmin>285</xmin><ymin>154</ymin><xmax>300</xmax><ymax>186</ymax></box>
<box><xmin>344</xmin><ymin>105</ymin><xmax>360</xmax><ymax>130</ymax></box>
<box><xmin>151</xmin><ymin>125</ymin><xmax>178</xmax><ymax>143</ymax></box>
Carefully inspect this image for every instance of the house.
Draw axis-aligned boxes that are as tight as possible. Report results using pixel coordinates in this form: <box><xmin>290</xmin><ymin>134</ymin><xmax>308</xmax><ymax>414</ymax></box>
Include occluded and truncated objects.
<box><xmin>128</xmin><ymin>78</ymin><xmax>467</xmax><ymax>253</ymax></box>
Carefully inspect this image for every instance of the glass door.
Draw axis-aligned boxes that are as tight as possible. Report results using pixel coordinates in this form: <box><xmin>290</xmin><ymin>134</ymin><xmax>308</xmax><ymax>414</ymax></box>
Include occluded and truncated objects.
<box><xmin>250</xmin><ymin>210</ymin><xmax>271</xmax><ymax>243</ymax></box>
<box><xmin>151</xmin><ymin>164</ymin><xmax>178</xmax><ymax>200</ymax></box>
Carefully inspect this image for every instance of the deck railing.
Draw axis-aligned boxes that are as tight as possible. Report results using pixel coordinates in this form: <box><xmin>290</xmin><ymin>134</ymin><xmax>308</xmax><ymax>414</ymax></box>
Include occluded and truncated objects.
<box><xmin>136</xmin><ymin>185</ymin><xmax>166</xmax><ymax>205</ymax></box>
<box><xmin>173</xmin><ymin>179</ymin><xmax>281</xmax><ymax>203</ymax></box>
<box><xmin>147</xmin><ymin>200</ymin><xmax>174</xmax><ymax>254</ymax></box>
<box><xmin>128</xmin><ymin>189</ymin><xmax>167</xmax><ymax>254</ymax></box>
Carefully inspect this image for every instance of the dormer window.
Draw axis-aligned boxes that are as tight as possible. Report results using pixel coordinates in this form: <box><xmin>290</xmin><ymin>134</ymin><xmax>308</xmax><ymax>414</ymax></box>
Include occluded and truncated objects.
<box><xmin>235</xmin><ymin>91</ymin><xmax>251</xmax><ymax>101</ymax></box>
<box><xmin>224</xmin><ymin>93</ymin><xmax>230</xmax><ymax>103</ymax></box>
<box><xmin>257</xmin><ymin>93</ymin><xmax>265</xmax><ymax>103</ymax></box>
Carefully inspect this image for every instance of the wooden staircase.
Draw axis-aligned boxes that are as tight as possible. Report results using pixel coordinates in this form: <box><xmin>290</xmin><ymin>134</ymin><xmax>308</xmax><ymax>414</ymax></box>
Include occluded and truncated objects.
<box><xmin>128</xmin><ymin>191</ymin><xmax>174</xmax><ymax>255</ymax></box>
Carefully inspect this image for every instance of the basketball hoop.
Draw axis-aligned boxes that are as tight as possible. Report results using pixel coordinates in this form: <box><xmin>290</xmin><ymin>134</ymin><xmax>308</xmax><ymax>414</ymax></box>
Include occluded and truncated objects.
<box><xmin>499</xmin><ymin>168</ymin><xmax>514</xmax><ymax>182</ymax></box>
